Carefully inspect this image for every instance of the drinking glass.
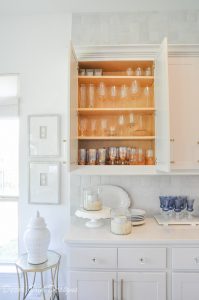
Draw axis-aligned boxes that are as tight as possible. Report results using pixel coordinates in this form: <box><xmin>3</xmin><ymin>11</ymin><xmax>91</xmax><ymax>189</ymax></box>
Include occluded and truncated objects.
<box><xmin>90</xmin><ymin>119</ymin><xmax>97</xmax><ymax>136</ymax></box>
<box><xmin>126</xmin><ymin>68</ymin><xmax>133</xmax><ymax>76</ymax></box>
<box><xmin>79</xmin><ymin>119</ymin><xmax>88</xmax><ymax>136</ymax></box>
<box><xmin>97</xmin><ymin>82</ymin><xmax>106</xmax><ymax>107</ymax></box>
<box><xmin>120</xmin><ymin>84</ymin><xmax>128</xmax><ymax>100</ymax></box>
<box><xmin>129</xmin><ymin>148</ymin><xmax>137</xmax><ymax>165</ymax></box>
<box><xmin>146</xmin><ymin>149</ymin><xmax>155</xmax><ymax>165</ymax></box>
<box><xmin>80</xmin><ymin>84</ymin><xmax>87</xmax><ymax>108</ymax></box>
<box><xmin>128</xmin><ymin>113</ymin><xmax>135</xmax><ymax>135</ymax></box>
<box><xmin>144</xmin><ymin>67</ymin><xmax>152</xmax><ymax>76</ymax></box>
<box><xmin>134</xmin><ymin>115</ymin><xmax>146</xmax><ymax>135</ymax></box>
<box><xmin>135</xmin><ymin>67</ymin><xmax>142</xmax><ymax>76</ymax></box>
<box><xmin>109</xmin><ymin>147</ymin><xmax>117</xmax><ymax>165</ymax></box>
<box><xmin>100</xmin><ymin>119</ymin><xmax>108</xmax><ymax>136</ymax></box>
<box><xmin>143</xmin><ymin>86</ymin><xmax>150</xmax><ymax>107</ymax></box>
<box><xmin>174</xmin><ymin>197</ymin><xmax>183</xmax><ymax>219</ymax></box>
<box><xmin>79</xmin><ymin>149</ymin><xmax>87</xmax><ymax>165</ymax></box>
<box><xmin>118</xmin><ymin>115</ymin><xmax>125</xmax><ymax>136</ymax></box>
<box><xmin>110</xmin><ymin>85</ymin><xmax>118</xmax><ymax>98</ymax></box>
<box><xmin>98</xmin><ymin>148</ymin><xmax>106</xmax><ymax>165</ymax></box>
<box><xmin>130</xmin><ymin>80</ymin><xmax>140</xmax><ymax>100</ymax></box>
<box><xmin>136</xmin><ymin>148</ymin><xmax>145</xmax><ymax>165</ymax></box>
<box><xmin>88</xmin><ymin>149</ymin><xmax>97</xmax><ymax>165</ymax></box>
<box><xmin>187</xmin><ymin>198</ymin><xmax>195</xmax><ymax>219</ymax></box>
<box><xmin>108</xmin><ymin>125</ymin><xmax>117</xmax><ymax>136</ymax></box>
<box><xmin>88</xmin><ymin>84</ymin><xmax>95</xmax><ymax>108</ymax></box>
<box><xmin>119</xmin><ymin>147</ymin><xmax>127</xmax><ymax>165</ymax></box>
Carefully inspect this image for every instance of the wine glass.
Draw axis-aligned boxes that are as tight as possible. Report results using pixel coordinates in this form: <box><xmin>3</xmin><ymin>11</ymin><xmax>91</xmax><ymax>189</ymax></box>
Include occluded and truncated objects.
<box><xmin>119</xmin><ymin>147</ymin><xmax>127</xmax><ymax>165</ymax></box>
<box><xmin>118</xmin><ymin>115</ymin><xmax>125</xmax><ymax>135</ymax></box>
<box><xmin>128</xmin><ymin>113</ymin><xmax>135</xmax><ymax>135</ymax></box>
<box><xmin>130</xmin><ymin>80</ymin><xmax>140</xmax><ymax>101</ymax></box>
<box><xmin>110</xmin><ymin>85</ymin><xmax>118</xmax><ymax>107</ymax></box>
<box><xmin>109</xmin><ymin>147</ymin><xmax>117</xmax><ymax>165</ymax></box>
<box><xmin>79</xmin><ymin>119</ymin><xmax>88</xmax><ymax>136</ymax></box>
<box><xmin>80</xmin><ymin>84</ymin><xmax>86</xmax><ymax>108</ymax></box>
<box><xmin>134</xmin><ymin>115</ymin><xmax>146</xmax><ymax>135</ymax></box>
<box><xmin>88</xmin><ymin>84</ymin><xmax>95</xmax><ymax>108</ymax></box>
<box><xmin>100</xmin><ymin>119</ymin><xmax>108</xmax><ymax>136</ymax></box>
<box><xmin>120</xmin><ymin>84</ymin><xmax>128</xmax><ymax>106</ymax></box>
<box><xmin>98</xmin><ymin>82</ymin><xmax>106</xmax><ymax>107</ymax></box>
<box><xmin>143</xmin><ymin>86</ymin><xmax>150</xmax><ymax>107</ymax></box>
<box><xmin>90</xmin><ymin>119</ymin><xmax>97</xmax><ymax>136</ymax></box>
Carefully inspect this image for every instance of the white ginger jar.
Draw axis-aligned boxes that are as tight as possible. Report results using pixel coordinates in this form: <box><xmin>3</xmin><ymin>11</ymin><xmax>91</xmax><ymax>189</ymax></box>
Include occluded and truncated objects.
<box><xmin>24</xmin><ymin>211</ymin><xmax>50</xmax><ymax>264</ymax></box>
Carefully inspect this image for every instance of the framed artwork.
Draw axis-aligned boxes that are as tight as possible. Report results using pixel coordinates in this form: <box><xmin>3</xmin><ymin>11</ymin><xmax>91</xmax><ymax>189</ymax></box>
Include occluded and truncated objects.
<box><xmin>29</xmin><ymin>115</ymin><xmax>60</xmax><ymax>157</ymax></box>
<box><xmin>29</xmin><ymin>162</ymin><xmax>60</xmax><ymax>204</ymax></box>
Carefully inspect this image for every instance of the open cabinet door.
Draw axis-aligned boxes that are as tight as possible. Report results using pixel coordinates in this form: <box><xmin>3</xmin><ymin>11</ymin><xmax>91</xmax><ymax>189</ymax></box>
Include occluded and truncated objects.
<box><xmin>67</xmin><ymin>42</ymin><xmax>78</xmax><ymax>171</ymax></box>
<box><xmin>155</xmin><ymin>37</ymin><xmax>170</xmax><ymax>172</ymax></box>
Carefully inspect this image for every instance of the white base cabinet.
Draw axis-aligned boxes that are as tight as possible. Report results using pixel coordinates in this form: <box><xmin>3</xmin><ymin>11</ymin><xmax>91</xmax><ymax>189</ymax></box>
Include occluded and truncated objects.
<box><xmin>172</xmin><ymin>273</ymin><xmax>199</xmax><ymax>300</ymax></box>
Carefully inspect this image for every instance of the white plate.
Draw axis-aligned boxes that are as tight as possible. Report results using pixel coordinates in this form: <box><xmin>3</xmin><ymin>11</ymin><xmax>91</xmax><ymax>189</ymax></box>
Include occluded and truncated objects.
<box><xmin>98</xmin><ymin>185</ymin><xmax>131</xmax><ymax>209</ymax></box>
<box><xmin>132</xmin><ymin>220</ymin><xmax>145</xmax><ymax>226</ymax></box>
<box><xmin>130</xmin><ymin>208</ymin><xmax>146</xmax><ymax>216</ymax></box>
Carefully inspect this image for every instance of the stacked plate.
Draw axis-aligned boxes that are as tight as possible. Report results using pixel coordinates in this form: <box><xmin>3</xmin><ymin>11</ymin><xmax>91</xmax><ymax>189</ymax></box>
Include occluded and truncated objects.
<box><xmin>130</xmin><ymin>209</ymin><xmax>146</xmax><ymax>226</ymax></box>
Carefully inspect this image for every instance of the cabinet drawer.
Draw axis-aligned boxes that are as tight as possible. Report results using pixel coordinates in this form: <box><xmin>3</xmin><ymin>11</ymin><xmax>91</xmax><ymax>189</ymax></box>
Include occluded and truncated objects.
<box><xmin>68</xmin><ymin>247</ymin><xmax>117</xmax><ymax>269</ymax></box>
<box><xmin>172</xmin><ymin>248</ymin><xmax>199</xmax><ymax>269</ymax></box>
<box><xmin>118</xmin><ymin>247</ymin><xmax>166</xmax><ymax>269</ymax></box>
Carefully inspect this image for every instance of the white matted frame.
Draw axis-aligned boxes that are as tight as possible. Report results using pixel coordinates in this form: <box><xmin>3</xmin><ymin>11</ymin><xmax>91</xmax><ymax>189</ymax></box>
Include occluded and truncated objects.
<box><xmin>29</xmin><ymin>162</ymin><xmax>60</xmax><ymax>204</ymax></box>
<box><xmin>29</xmin><ymin>114</ymin><xmax>60</xmax><ymax>157</ymax></box>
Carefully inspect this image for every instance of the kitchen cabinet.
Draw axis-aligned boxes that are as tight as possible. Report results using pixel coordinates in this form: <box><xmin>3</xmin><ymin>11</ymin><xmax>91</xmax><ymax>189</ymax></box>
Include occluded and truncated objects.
<box><xmin>67</xmin><ymin>38</ymin><xmax>170</xmax><ymax>175</ymax></box>
<box><xmin>169</xmin><ymin>57</ymin><xmax>199</xmax><ymax>170</ymax></box>
<box><xmin>172</xmin><ymin>273</ymin><xmax>199</xmax><ymax>300</ymax></box>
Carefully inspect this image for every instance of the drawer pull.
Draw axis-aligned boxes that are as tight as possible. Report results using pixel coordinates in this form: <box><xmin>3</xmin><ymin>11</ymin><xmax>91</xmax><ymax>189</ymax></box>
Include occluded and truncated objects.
<box><xmin>121</xmin><ymin>279</ymin><xmax>123</xmax><ymax>300</ymax></box>
<box><xmin>112</xmin><ymin>279</ymin><xmax>114</xmax><ymax>300</ymax></box>
<box><xmin>139</xmin><ymin>257</ymin><xmax>146</xmax><ymax>264</ymax></box>
<box><xmin>92</xmin><ymin>257</ymin><xmax>97</xmax><ymax>263</ymax></box>
<box><xmin>170</xmin><ymin>138</ymin><xmax>175</xmax><ymax>142</ymax></box>
<box><xmin>194</xmin><ymin>257</ymin><xmax>199</xmax><ymax>264</ymax></box>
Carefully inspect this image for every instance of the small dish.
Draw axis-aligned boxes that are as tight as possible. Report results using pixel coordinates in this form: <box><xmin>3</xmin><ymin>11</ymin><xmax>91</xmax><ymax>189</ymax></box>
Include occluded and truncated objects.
<box><xmin>132</xmin><ymin>220</ymin><xmax>145</xmax><ymax>226</ymax></box>
<box><xmin>130</xmin><ymin>208</ymin><xmax>146</xmax><ymax>216</ymax></box>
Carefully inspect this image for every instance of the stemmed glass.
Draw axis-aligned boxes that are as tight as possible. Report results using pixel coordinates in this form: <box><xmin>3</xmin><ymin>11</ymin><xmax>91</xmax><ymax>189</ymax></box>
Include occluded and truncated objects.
<box><xmin>88</xmin><ymin>84</ymin><xmax>95</xmax><ymax>108</ymax></box>
<box><xmin>118</xmin><ymin>115</ymin><xmax>125</xmax><ymax>136</ymax></box>
<box><xmin>100</xmin><ymin>119</ymin><xmax>108</xmax><ymax>136</ymax></box>
<box><xmin>130</xmin><ymin>80</ymin><xmax>141</xmax><ymax>106</ymax></box>
<box><xmin>134</xmin><ymin>115</ymin><xmax>146</xmax><ymax>135</ymax></box>
<box><xmin>187</xmin><ymin>198</ymin><xmax>195</xmax><ymax>219</ymax></box>
<box><xmin>120</xmin><ymin>84</ymin><xmax>128</xmax><ymax>107</ymax></box>
<box><xmin>90</xmin><ymin>119</ymin><xmax>97</xmax><ymax>136</ymax></box>
<box><xmin>128</xmin><ymin>113</ymin><xmax>136</xmax><ymax>135</ymax></box>
<box><xmin>79</xmin><ymin>119</ymin><xmax>88</xmax><ymax>136</ymax></box>
<box><xmin>110</xmin><ymin>85</ymin><xmax>118</xmax><ymax>107</ymax></box>
<box><xmin>109</xmin><ymin>147</ymin><xmax>117</xmax><ymax>165</ymax></box>
<box><xmin>98</xmin><ymin>82</ymin><xmax>106</xmax><ymax>107</ymax></box>
<box><xmin>119</xmin><ymin>147</ymin><xmax>127</xmax><ymax>165</ymax></box>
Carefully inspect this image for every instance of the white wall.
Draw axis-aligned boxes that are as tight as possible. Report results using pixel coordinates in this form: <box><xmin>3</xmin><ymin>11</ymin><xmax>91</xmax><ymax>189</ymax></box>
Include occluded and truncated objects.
<box><xmin>0</xmin><ymin>13</ymin><xmax>72</xmax><ymax>299</ymax></box>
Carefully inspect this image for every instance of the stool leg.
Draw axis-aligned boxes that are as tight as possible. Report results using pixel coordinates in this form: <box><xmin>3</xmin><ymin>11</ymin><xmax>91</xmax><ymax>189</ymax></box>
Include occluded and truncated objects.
<box><xmin>40</xmin><ymin>272</ymin><xmax>46</xmax><ymax>300</ymax></box>
<box><xmin>16</xmin><ymin>267</ymin><xmax>21</xmax><ymax>300</ymax></box>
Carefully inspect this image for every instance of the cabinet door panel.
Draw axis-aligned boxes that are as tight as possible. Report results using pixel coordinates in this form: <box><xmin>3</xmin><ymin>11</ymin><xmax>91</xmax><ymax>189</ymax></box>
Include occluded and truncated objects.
<box><xmin>155</xmin><ymin>37</ymin><xmax>170</xmax><ymax>172</ymax></box>
<box><xmin>68</xmin><ymin>42</ymin><xmax>78</xmax><ymax>171</ymax></box>
<box><xmin>172</xmin><ymin>273</ymin><xmax>199</xmax><ymax>300</ymax></box>
<box><xmin>169</xmin><ymin>57</ymin><xmax>199</xmax><ymax>169</ymax></box>
<box><xmin>118</xmin><ymin>272</ymin><xmax>166</xmax><ymax>300</ymax></box>
<box><xmin>67</xmin><ymin>271</ymin><xmax>116</xmax><ymax>300</ymax></box>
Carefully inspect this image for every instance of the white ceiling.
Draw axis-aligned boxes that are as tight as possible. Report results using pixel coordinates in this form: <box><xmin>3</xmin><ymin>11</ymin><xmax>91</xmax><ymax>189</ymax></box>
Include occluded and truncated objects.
<box><xmin>0</xmin><ymin>0</ymin><xmax>199</xmax><ymax>15</ymax></box>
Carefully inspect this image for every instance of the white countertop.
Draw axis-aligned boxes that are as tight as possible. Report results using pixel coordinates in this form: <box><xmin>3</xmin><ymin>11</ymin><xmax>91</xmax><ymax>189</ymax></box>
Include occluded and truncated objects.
<box><xmin>64</xmin><ymin>217</ymin><xmax>199</xmax><ymax>245</ymax></box>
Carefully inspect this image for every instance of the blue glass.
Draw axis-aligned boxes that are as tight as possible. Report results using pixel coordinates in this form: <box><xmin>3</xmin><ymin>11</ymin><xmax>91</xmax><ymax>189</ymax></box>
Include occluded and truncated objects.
<box><xmin>168</xmin><ymin>196</ymin><xmax>176</xmax><ymax>210</ymax></box>
<box><xmin>174</xmin><ymin>197</ymin><xmax>183</xmax><ymax>213</ymax></box>
<box><xmin>187</xmin><ymin>198</ymin><xmax>195</xmax><ymax>212</ymax></box>
<box><xmin>159</xmin><ymin>196</ymin><xmax>165</xmax><ymax>209</ymax></box>
<box><xmin>162</xmin><ymin>196</ymin><xmax>170</xmax><ymax>212</ymax></box>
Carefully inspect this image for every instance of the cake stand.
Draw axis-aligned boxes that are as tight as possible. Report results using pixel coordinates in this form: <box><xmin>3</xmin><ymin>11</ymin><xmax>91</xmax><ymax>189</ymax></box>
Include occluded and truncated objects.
<box><xmin>75</xmin><ymin>207</ymin><xmax>111</xmax><ymax>228</ymax></box>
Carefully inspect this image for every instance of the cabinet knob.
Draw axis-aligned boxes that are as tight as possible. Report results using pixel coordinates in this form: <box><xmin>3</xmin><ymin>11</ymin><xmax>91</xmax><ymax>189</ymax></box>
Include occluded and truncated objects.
<box><xmin>92</xmin><ymin>257</ymin><xmax>97</xmax><ymax>263</ymax></box>
<box><xmin>194</xmin><ymin>257</ymin><xmax>199</xmax><ymax>264</ymax></box>
<box><xmin>170</xmin><ymin>138</ymin><xmax>175</xmax><ymax>142</ymax></box>
<box><xmin>170</xmin><ymin>161</ymin><xmax>175</xmax><ymax>164</ymax></box>
<box><xmin>197</xmin><ymin>141</ymin><xmax>199</xmax><ymax>145</ymax></box>
<box><xmin>139</xmin><ymin>257</ymin><xmax>146</xmax><ymax>264</ymax></box>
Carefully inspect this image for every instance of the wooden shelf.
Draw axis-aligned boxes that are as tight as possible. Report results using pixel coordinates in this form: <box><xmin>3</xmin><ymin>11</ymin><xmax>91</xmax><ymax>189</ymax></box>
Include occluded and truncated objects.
<box><xmin>78</xmin><ymin>107</ymin><xmax>155</xmax><ymax>115</ymax></box>
<box><xmin>78</xmin><ymin>76</ymin><xmax>154</xmax><ymax>86</ymax></box>
<box><xmin>78</xmin><ymin>136</ymin><xmax>155</xmax><ymax>140</ymax></box>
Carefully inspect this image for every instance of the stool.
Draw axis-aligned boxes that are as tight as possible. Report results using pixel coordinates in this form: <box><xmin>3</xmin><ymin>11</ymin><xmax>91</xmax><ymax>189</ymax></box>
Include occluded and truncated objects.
<box><xmin>15</xmin><ymin>250</ymin><xmax>61</xmax><ymax>300</ymax></box>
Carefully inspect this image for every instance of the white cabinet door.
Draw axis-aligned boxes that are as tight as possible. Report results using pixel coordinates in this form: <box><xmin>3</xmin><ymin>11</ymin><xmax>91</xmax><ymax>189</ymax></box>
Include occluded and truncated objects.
<box><xmin>169</xmin><ymin>57</ymin><xmax>199</xmax><ymax>169</ymax></box>
<box><xmin>118</xmin><ymin>272</ymin><xmax>166</xmax><ymax>300</ymax></box>
<box><xmin>68</xmin><ymin>42</ymin><xmax>78</xmax><ymax>171</ymax></box>
<box><xmin>67</xmin><ymin>271</ymin><xmax>117</xmax><ymax>300</ymax></box>
<box><xmin>172</xmin><ymin>273</ymin><xmax>199</xmax><ymax>300</ymax></box>
<box><xmin>155</xmin><ymin>37</ymin><xmax>170</xmax><ymax>172</ymax></box>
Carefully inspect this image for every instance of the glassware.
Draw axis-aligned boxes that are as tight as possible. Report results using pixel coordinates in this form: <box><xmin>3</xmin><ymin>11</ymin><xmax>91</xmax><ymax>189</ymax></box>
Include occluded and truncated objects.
<box><xmin>79</xmin><ymin>84</ymin><xmax>87</xmax><ymax>108</ymax></box>
<box><xmin>94</xmin><ymin>69</ymin><xmax>103</xmax><ymax>76</ymax></box>
<box><xmin>144</xmin><ymin>67</ymin><xmax>152</xmax><ymax>76</ymax></box>
<box><xmin>135</xmin><ymin>67</ymin><xmax>142</xmax><ymax>76</ymax></box>
<box><xmin>90</xmin><ymin>119</ymin><xmax>97</xmax><ymax>136</ymax></box>
<box><xmin>97</xmin><ymin>82</ymin><xmax>106</xmax><ymax>106</ymax></box>
<box><xmin>79</xmin><ymin>69</ymin><xmax>86</xmax><ymax>76</ymax></box>
<box><xmin>137</xmin><ymin>148</ymin><xmax>145</xmax><ymax>165</ymax></box>
<box><xmin>174</xmin><ymin>197</ymin><xmax>183</xmax><ymax>219</ymax></box>
<box><xmin>118</xmin><ymin>115</ymin><xmax>125</xmax><ymax>135</ymax></box>
<box><xmin>78</xmin><ymin>149</ymin><xmax>87</xmax><ymax>165</ymax></box>
<box><xmin>146</xmin><ymin>149</ymin><xmax>155</xmax><ymax>165</ymax></box>
<box><xmin>98</xmin><ymin>148</ymin><xmax>106</xmax><ymax>165</ymax></box>
<box><xmin>109</xmin><ymin>147</ymin><xmax>117</xmax><ymax>165</ymax></box>
<box><xmin>120</xmin><ymin>84</ymin><xmax>128</xmax><ymax>100</ymax></box>
<box><xmin>88</xmin><ymin>84</ymin><xmax>95</xmax><ymax>108</ymax></box>
<box><xmin>108</xmin><ymin>125</ymin><xmax>117</xmax><ymax>136</ymax></box>
<box><xmin>130</xmin><ymin>80</ymin><xmax>140</xmax><ymax>100</ymax></box>
<box><xmin>129</xmin><ymin>148</ymin><xmax>137</xmax><ymax>165</ymax></box>
<box><xmin>100</xmin><ymin>119</ymin><xmax>108</xmax><ymax>136</ymax></box>
<box><xmin>83</xmin><ymin>187</ymin><xmax>102</xmax><ymax>211</ymax></box>
<box><xmin>126</xmin><ymin>68</ymin><xmax>133</xmax><ymax>76</ymax></box>
<box><xmin>143</xmin><ymin>86</ymin><xmax>150</xmax><ymax>107</ymax></box>
<box><xmin>134</xmin><ymin>115</ymin><xmax>146</xmax><ymax>135</ymax></box>
<box><xmin>119</xmin><ymin>147</ymin><xmax>127</xmax><ymax>165</ymax></box>
<box><xmin>88</xmin><ymin>149</ymin><xmax>97</xmax><ymax>165</ymax></box>
<box><xmin>79</xmin><ymin>119</ymin><xmax>88</xmax><ymax>136</ymax></box>
<box><xmin>128</xmin><ymin>113</ymin><xmax>135</xmax><ymax>135</ymax></box>
<box><xmin>111</xmin><ymin>208</ymin><xmax>132</xmax><ymax>235</ymax></box>
<box><xmin>86</xmin><ymin>69</ymin><xmax>94</xmax><ymax>76</ymax></box>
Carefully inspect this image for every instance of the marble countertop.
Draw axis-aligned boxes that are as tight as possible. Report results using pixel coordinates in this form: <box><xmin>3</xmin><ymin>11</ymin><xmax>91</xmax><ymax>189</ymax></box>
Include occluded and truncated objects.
<box><xmin>64</xmin><ymin>217</ymin><xmax>199</xmax><ymax>245</ymax></box>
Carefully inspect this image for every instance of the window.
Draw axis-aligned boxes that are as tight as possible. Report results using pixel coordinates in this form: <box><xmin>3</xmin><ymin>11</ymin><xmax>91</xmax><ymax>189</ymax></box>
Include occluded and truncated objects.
<box><xmin>0</xmin><ymin>75</ymin><xmax>19</xmax><ymax>263</ymax></box>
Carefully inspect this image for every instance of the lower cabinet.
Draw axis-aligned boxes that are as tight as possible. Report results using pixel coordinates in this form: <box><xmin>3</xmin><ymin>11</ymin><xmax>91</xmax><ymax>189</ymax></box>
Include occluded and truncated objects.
<box><xmin>172</xmin><ymin>273</ymin><xmax>199</xmax><ymax>300</ymax></box>
<box><xmin>67</xmin><ymin>271</ymin><xmax>166</xmax><ymax>300</ymax></box>
<box><xmin>68</xmin><ymin>271</ymin><xmax>116</xmax><ymax>300</ymax></box>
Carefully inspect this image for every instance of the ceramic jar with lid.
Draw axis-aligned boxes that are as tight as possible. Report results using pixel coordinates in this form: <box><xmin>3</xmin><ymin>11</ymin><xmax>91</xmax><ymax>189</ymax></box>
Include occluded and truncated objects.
<box><xmin>111</xmin><ymin>208</ymin><xmax>132</xmax><ymax>235</ymax></box>
<box><xmin>23</xmin><ymin>211</ymin><xmax>50</xmax><ymax>264</ymax></box>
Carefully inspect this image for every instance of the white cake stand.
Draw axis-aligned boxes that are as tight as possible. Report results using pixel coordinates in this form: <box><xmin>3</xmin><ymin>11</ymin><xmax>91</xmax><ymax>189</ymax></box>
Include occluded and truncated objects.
<box><xmin>75</xmin><ymin>207</ymin><xmax>111</xmax><ymax>228</ymax></box>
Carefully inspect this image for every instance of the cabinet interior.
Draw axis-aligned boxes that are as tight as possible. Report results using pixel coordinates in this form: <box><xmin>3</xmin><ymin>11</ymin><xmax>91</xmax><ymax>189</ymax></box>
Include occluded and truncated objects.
<box><xmin>78</xmin><ymin>60</ymin><xmax>155</xmax><ymax>166</ymax></box>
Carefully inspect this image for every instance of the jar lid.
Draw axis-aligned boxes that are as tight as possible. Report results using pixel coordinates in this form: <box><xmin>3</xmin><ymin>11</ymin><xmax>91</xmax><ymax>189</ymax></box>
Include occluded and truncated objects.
<box><xmin>28</xmin><ymin>211</ymin><xmax>47</xmax><ymax>229</ymax></box>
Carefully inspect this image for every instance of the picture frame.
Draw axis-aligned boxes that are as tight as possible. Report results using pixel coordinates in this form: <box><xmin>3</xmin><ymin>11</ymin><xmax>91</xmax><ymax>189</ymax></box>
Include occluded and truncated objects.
<box><xmin>29</xmin><ymin>114</ymin><xmax>60</xmax><ymax>157</ymax></box>
<box><xmin>29</xmin><ymin>162</ymin><xmax>60</xmax><ymax>204</ymax></box>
